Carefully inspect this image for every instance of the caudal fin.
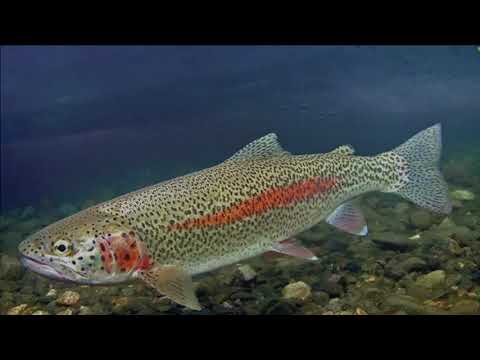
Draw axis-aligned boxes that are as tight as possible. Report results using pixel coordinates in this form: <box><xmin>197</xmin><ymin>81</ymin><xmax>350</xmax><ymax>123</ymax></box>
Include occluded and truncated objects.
<box><xmin>389</xmin><ymin>123</ymin><xmax>452</xmax><ymax>214</ymax></box>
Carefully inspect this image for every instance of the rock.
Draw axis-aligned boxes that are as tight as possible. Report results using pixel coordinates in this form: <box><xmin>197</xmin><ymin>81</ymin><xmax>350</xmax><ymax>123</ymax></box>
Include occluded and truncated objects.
<box><xmin>451</xmin><ymin>199</ymin><xmax>464</xmax><ymax>209</ymax></box>
<box><xmin>111</xmin><ymin>297</ymin><xmax>130</xmax><ymax>307</ymax></box>
<box><xmin>438</xmin><ymin>217</ymin><xmax>456</xmax><ymax>230</ymax></box>
<box><xmin>371</xmin><ymin>232</ymin><xmax>416</xmax><ymax>250</ymax></box>
<box><xmin>120</xmin><ymin>287</ymin><xmax>136</xmax><ymax>297</ymax></box>
<box><xmin>7</xmin><ymin>304</ymin><xmax>29</xmax><ymax>315</ymax></box>
<box><xmin>297</xmin><ymin>229</ymin><xmax>330</xmax><ymax>243</ymax></box>
<box><xmin>393</xmin><ymin>202</ymin><xmax>410</xmax><ymax>215</ymax></box>
<box><xmin>312</xmin><ymin>291</ymin><xmax>330</xmax><ymax>306</ymax></box>
<box><xmin>312</xmin><ymin>273</ymin><xmax>343</xmax><ymax>297</ymax></box>
<box><xmin>409</xmin><ymin>210</ymin><xmax>433</xmax><ymax>230</ymax></box>
<box><xmin>237</xmin><ymin>264</ymin><xmax>257</xmax><ymax>282</ymax></box>
<box><xmin>46</xmin><ymin>288</ymin><xmax>57</xmax><ymax>298</ymax></box>
<box><xmin>262</xmin><ymin>300</ymin><xmax>297</xmax><ymax>315</ymax></box>
<box><xmin>338</xmin><ymin>310</ymin><xmax>354</xmax><ymax>315</ymax></box>
<box><xmin>385</xmin><ymin>295</ymin><xmax>425</xmax><ymax>314</ymax></box>
<box><xmin>78</xmin><ymin>306</ymin><xmax>93</xmax><ymax>315</ymax></box>
<box><xmin>0</xmin><ymin>254</ymin><xmax>25</xmax><ymax>280</ymax></box>
<box><xmin>230</xmin><ymin>291</ymin><xmax>257</xmax><ymax>301</ymax></box>
<box><xmin>453</xmin><ymin>214</ymin><xmax>478</xmax><ymax>229</ymax></box>
<box><xmin>387</xmin><ymin>257</ymin><xmax>429</xmax><ymax>279</ymax></box>
<box><xmin>408</xmin><ymin>233</ymin><xmax>422</xmax><ymax>240</ymax></box>
<box><xmin>56</xmin><ymin>290</ymin><xmax>80</xmax><ymax>306</ymax></box>
<box><xmin>152</xmin><ymin>297</ymin><xmax>173</xmax><ymax>313</ymax></box>
<box><xmin>452</xmin><ymin>226</ymin><xmax>475</xmax><ymax>245</ymax></box>
<box><xmin>416</xmin><ymin>270</ymin><xmax>446</xmax><ymax>288</ymax></box>
<box><xmin>398</xmin><ymin>257</ymin><xmax>429</xmax><ymax>273</ymax></box>
<box><xmin>326</xmin><ymin>298</ymin><xmax>343</xmax><ymax>312</ymax></box>
<box><xmin>450</xmin><ymin>189</ymin><xmax>475</xmax><ymax>201</ymax></box>
<box><xmin>282</xmin><ymin>281</ymin><xmax>312</xmax><ymax>301</ymax></box>
<box><xmin>355</xmin><ymin>308</ymin><xmax>368</xmax><ymax>315</ymax></box>
<box><xmin>408</xmin><ymin>270</ymin><xmax>447</xmax><ymax>300</ymax></box>
<box><xmin>57</xmin><ymin>308</ymin><xmax>74</xmax><ymax>315</ymax></box>
<box><xmin>450</xmin><ymin>300</ymin><xmax>480</xmax><ymax>315</ymax></box>
<box><xmin>448</xmin><ymin>239</ymin><xmax>463</xmax><ymax>256</ymax></box>
<box><xmin>32</xmin><ymin>310</ymin><xmax>50</xmax><ymax>315</ymax></box>
<box><xmin>345</xmin><ymin>261</ymin><xmax>362</xmax><ymax>273</ymax></box>
<box><xmin>471</xmin><ymin>270</ymin><xmax>480</xmax><ymax>284</ymax></box>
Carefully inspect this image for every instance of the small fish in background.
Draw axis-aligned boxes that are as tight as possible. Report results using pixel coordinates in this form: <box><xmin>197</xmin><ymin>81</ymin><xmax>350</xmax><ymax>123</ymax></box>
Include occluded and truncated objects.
<box><xmin>19</xmin><ymin>124</ymin><xmax>451</xmax><ymax>310</ymax></box>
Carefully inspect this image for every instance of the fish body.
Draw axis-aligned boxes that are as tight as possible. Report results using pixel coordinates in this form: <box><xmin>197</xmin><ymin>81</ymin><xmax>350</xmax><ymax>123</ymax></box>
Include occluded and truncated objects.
<box><xmin>19</xmin><ymin>124</ymin><xmax>451</xmax><ymax>309</ymax></box>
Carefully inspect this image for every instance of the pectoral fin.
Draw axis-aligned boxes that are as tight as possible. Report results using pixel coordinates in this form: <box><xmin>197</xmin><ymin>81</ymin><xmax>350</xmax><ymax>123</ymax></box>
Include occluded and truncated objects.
<box><xmin>326</xmin><ymin>200</ymin><xmax>368</xmax><ymax>236</ymax></box>
<box><xmin>271</xmin><ymin>238</ymin><xmax>318</xmax><ymax>261</ymax></box>
<box><xmin>139</xmin><ymin>265</ymin><xmax>201</xmax><ymax>311</ymax></box>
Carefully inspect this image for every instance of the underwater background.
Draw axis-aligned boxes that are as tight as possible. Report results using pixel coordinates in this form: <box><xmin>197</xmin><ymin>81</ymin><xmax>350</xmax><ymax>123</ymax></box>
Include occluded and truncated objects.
<box><xmin>1</xmin><ymin>45</ymin><xmax>480</xmax><ymax>315</ymax></box>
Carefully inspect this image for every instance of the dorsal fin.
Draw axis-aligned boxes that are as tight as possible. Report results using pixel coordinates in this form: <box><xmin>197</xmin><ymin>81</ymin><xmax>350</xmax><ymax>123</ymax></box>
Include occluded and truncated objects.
<box><xmin>225</xmin><ymin>133</ymin><xmax>291</xmax><ymax>162</ymax></box>
<box><xmin>328</xmin><ymin>144</ymin><xmax>355</xmax><ymax>156</ymax></box>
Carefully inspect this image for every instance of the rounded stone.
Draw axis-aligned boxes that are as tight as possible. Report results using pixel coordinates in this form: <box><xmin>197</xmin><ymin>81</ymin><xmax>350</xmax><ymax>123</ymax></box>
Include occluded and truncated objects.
<box><xmin>371</xmin><ymin>232</ymin><xmax>416</xmax><ymax>250</ymax></box>
<box><xmin>450</xmin><ymin>300</ymin><xmax>480</xmax><ymax>315</ymax></box>
<box><xmin>409</xmin><ymin>210</ymin><xmax>433</xmax><ymax>230</ymax></box>
<box><xmin>56</xmin><ymin>290</ymin><xmax>80</xmax><ymax>306</ymax></box>
<box><xmin>32</xmin><ymin>310</ymin><xmax>50</xmax><ymax>315</ymax></box>
<box><xmin>57</xmin><ymin>308</ymin><xmax>74</xmax><ymax>315</ymax></box>
<box><xmin>450</xmin><ymin>189</ymin><xmax>475</xmax><ymax>201</ymax></box>
<box><xmin>7</xmin><ymin>304</ymin><xmax>29</xmax><ymax>315</ymax></box>
<box><xmin>237</xmin><ymin>264</ymin><xmax>257</xmax><ymax>282</ymax></box>
<box><xmin>282</xmin><ymin>281</ymin><xmax>312</xmax><ymax>301</ymax></box>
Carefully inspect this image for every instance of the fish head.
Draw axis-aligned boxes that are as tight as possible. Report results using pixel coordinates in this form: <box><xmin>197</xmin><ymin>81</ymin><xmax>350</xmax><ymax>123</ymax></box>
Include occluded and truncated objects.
<box><xmin>18</xmin><ymin>209</ymin><xmax>152</xmax><ymax>285</ymax></box>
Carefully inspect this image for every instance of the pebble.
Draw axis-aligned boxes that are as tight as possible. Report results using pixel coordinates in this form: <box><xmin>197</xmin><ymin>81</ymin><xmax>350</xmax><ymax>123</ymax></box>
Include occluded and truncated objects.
<box><xmin>398</xmin><ymin>257</ymin><xmax>428</xmax><ymax>273</ymax></box>
<box><xmin>46</xmin><ymin>288</ymin><xmax>57</xmax><ymax>297</ymax></box>
<box><xmin>282</xmin><ymin>281</ymin><xmax>312</xmax><ymax>301</ymax></box>
<box><xmin>355</xmin><ymin>307</ymin><xmax>368</xmax><ymax>315</ymax></box>
<box><xmin>408</xmin><ymin>270</ymin><xmax>447</xmax><ymax>300</ymax></box>
<box><xmin>262</xmin><ymin>301</ymin><xmax>296</xmax><ymax>315</ymax></box>
<box><xmin>450</xmin><ymin>300</ymin><xmax>480</xmax><ymax>315</ymax></box>
<box><xmin>385</xmin><ymin>295</ymin><xmax>425</xmax><ymax>314</ymax></box>
<box><xmin>0</xmin><ymin>254</ymin><xmax>24</xmax><ymax>281</ymax></box>
<box><xmin>371</xmin><ymin>232</ymin><xmax>415</xmax><ymax>250</ymax></box>
<box><xmin>450</xmin><ymin>189</ymin><xmax>475</xmax><ymax>201</ymax></box>
<box><xmin>32</xmin><ymin>310</ymin><xmax>50</xmax><ymax>315</ymax></box>
<box><xmin>237</xmin><ymin>264</ymin><xmax>257</xmax><ymax>282</ymax></box>
<box><xmin>57</xmin><ymin>308</ymin><xmax>74</xmax><ymax>315</ymax></box>
<box><xmin>416</xmin><ymin>270</ymin><xmax>446</xmax><ymax>289</ymax></box>
<box><xmin>56</xmin><ymin>290</ymin><xmax>80</xmax><ymax>306</ymax></box>
<box><xmin>409</xmin><ymin>210</ymin><xmax>433</xmax><ymax>230</ymax></box>
<box><xmin>7</xmin><ymin>304</ymin><xmax>29</xmax><ymax>315</ymax></box>
<box><xmin>439</xmin><ymin>217</ymin><xmax>456</xmax><ymax>230</ymax></box>
<box><xmin>111</xmin><ymin>297</ymin><xmax>130</xmax><ymax>307</ymax></box>
<box><xmin>78</xmin><ymin>306</ymin><xmax>93</xmax><ymax>315</ymax></box>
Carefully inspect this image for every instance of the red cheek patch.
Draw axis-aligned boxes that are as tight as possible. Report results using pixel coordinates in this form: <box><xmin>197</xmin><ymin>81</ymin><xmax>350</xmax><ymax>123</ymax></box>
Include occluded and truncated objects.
<box><xmin>97</xmin><ymin>232</ymin><xmax>152</xmax><ymax>274</ymax></box>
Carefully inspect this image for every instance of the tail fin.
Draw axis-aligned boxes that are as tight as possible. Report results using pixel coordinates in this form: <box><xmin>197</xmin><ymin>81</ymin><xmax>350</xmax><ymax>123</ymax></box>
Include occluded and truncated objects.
<box><xmin>389</xmin><ymin>123</ymin><xmax>452</xmax><ymax>214</ymax></box>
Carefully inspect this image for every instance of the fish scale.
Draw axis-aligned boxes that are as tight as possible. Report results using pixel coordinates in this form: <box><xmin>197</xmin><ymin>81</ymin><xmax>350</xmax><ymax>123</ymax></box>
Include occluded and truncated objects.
<box><xmin>19</xmin><ymin>124</ymin><xmax>451</xmax><ymax>309</ymax></box>
<box><xmin>94</xmin><ymin>152</ymin><xmax>400</xmax><ymax>275</ymax></box>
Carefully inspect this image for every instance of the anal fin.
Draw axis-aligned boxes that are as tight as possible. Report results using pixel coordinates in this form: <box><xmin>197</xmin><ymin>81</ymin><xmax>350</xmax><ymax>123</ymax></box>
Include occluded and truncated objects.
<box><xmin>326</xmin><ymin>200</ymin><xmax>368</xmax><ymax>236</ymax></box>
<box><xmin>139</xmin><ymin>265</ymin><xmax>201</xmax><ymax>311</ymax></box>
<box><xmin>271</xmin><ymin>238</ymin><xmax>318</xmax><ymax>261</ymax></box>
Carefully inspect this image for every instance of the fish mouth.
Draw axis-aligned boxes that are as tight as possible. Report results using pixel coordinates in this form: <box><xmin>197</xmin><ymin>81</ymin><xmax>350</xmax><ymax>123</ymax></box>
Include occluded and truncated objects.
<box><xmin>19</xmin><ymin>254</ymin><xmax>82</xmax><ymax>283</ymax></box>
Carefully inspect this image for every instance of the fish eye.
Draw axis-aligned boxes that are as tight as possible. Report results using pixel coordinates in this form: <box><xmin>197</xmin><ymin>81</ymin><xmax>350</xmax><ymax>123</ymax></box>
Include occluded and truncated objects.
<box><xmin>53</xmin><ymin>240</ymin><xmax>72</xmax><ymax>256</ymax></box>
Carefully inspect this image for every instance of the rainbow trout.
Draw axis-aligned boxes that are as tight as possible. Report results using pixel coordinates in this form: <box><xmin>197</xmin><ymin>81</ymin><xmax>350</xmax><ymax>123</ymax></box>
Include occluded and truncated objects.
<box><xmin>19</xmin><ymin>124</ymin><xmax>451</xmax><ymax>310</ymax></box>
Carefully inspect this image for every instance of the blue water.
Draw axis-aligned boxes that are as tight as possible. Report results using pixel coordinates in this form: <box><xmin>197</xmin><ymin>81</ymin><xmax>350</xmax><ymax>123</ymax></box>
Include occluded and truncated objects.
<box><xmin>2</xmin><ymin>45</ymin><xmax>479</xmax><ymax>211</ymax></box>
